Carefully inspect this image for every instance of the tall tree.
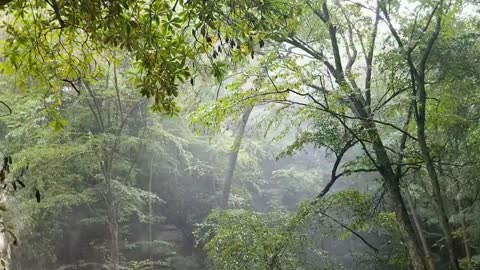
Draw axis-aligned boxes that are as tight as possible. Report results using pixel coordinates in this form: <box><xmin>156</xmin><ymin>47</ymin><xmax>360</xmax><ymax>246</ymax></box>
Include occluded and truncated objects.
<box><xmin>380</xmin><ymin>1</ymin><xmax>460</xmax><ymax>268</ymax></box>
<box><xmin>220</xmin><ymin>106</ymin><xmax>253</xmax><ymax>209</ymax></box>
<box><xmin>405</xmin><ymin>187</ymin><xmax>436</xmax><ymax>269</ymax></box>
<box><xmin>192</xmin><ymin>0</ymin><xmax>475</xmax><ymax>268</ymax></box>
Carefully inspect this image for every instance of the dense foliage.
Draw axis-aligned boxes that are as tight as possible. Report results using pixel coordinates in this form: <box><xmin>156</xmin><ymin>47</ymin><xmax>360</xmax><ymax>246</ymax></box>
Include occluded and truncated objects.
<box><xmin>0</xmin><ymin>0</ymin><xmax>478</xmax><ymax>270</ymax></box>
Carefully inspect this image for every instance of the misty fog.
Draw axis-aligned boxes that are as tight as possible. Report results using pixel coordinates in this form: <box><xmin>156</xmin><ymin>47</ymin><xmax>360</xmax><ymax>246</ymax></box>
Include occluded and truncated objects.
<box><xmin>0</xmin><ymin>0</ymin><xmax>479</xmax><ymax>270</ymax></box>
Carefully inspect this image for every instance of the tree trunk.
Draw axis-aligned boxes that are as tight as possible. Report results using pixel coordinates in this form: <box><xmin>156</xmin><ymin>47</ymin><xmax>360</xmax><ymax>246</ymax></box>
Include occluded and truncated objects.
<box><xmin>106</xmin><ymin>180</ymin><xmax>120</xmax><ymax>270</ymax></box>
<box><xmin>363</xmin><ymin>121</ymin><xmax>427</xmax><ymax>270</ymax></box>
<box><xmin>309</xmin><ymin>2</ymin><xmax>428</xmax><ymax>267</ymax></box>
<box><xmin>418</xmin><ymin>143</ymin><xmax>458</xmax><ymax>270</ymax></box>
<box><xmin>83</xmin><ymin>76</ymin><xmax>122</xmax><ymax>270</ymax></box>
<box><xmin>405</xmin><ymin>188</ymin><xmax>436</xmax><ymax>270</ymax></box>
<box><xmin>457</xmin><ymin>194</ymin><xmax>471</xmax><ymax>269</ymax></box>
<box><xmin>113</xmin><ymin>62</ymin><xmax>123</xmax><ymax>118</ymax></box>
<box><xmin>0</xmin><ymin>195</ymin><xmax>10</xmax><ymax>270</ymax></box>
<box><xmin>102</xmin><ymin>157</ymin><xmax>120</xmax><ymax>270</ymax></box>
<box><xmin>415</xmin><ymin>83</ymin><xmax>459</xmax><ymax>270</ymax></box>
<box><xmin>148</xmin><ymin>155</ymin><xmax>154</xmax><ymax>260</ymax></box>
<box><xmin>220</xmin><ymin>106</ymin><xmax>253</xmax><ymax>209</ymax></box>
<box><xmin>384</xmin><ymin>179</ymin><xmax>427</xmax><ymax>270</ymax></box>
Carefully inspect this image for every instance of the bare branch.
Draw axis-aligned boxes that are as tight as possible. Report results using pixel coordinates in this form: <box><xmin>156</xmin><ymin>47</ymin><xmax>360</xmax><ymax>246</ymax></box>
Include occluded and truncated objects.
<box><xmin>45</xmin><ymin>0</ymin><xmax>66</xmax><ymax>28</ymax></box>
<box><xmin>395</xmin><ymin>104</ymin><xmax>413</xmax><ymax>181</ymax></box>
<box><xmin>284</xmin><ymin>37</ymin><xmax>336</xmax><ymax>74</ymax></box>
<box><xmin>379</xmin><ymin>0</ymin><xmax>404</xmax><ymax>48</ymax></box>
<box><xmin>0</xmin><ymin>101</ymin><xmax>12</xmax><ymax>117</ymax></box>
<box><xmin>316</xmin><ymin>210</ymin><xmax>379</xmax><ymax>252</ymax></box>
<box><xmin>317</xmin><ymin>139</ymin><xmax>358</xmax><ymax>198</ymax></box>
<box><xmin>365</xmin><ymin>5</ymin><xmax>380</xmax><ymax>113</ymax></box>
<box><xmin>419</xmin><ymin>5</ymin><xmax>442</xmax><ymax>74</ymax></box>
<box><xmin>374</xmin><ymin>86</ymin><xmax>410</xmax><ymax>112</ymax></box>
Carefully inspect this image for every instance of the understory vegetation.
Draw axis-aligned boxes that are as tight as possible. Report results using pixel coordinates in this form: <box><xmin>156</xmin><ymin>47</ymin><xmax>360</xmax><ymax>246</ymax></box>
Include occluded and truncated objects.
<box><xmin>0</xmin><ymin>0</ymin><xmax>479</xmax><ymax>269</ymax></box>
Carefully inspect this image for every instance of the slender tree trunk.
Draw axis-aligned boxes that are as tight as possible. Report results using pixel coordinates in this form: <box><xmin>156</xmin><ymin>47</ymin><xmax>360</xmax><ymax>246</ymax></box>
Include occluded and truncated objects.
<box><xmin>418</xmin><ymin>142</ymin><xmax>458</xmax><ymax>270</ymax></box>
<box><xmin>364</xmin><ymin>122</ymin><xmax>427</xmax><ymax>270</ymax></box>
<box><xmin>415</xmin><ymin>82</ymin><xmax>459</xmax><ymax>270</ymax></box>
<box><xmin>83</xmin><ymin>75</ymin><xmax>123</xmax><ymax>270</ymax></box>
<box><xmin>0</xmin><ymin>195</ymin><xmax>10</xmax><ymax>270</ymax></box>
<box><xmin>106</xmin><ymin>64</ymin><xmax>111</xmax><ymax>129</ymax></box>
<box><xmin>386</xmin><ymin>180</ymin><xmax>427</xmax><ymax>270</ymax></box>
<box><xmin>386</xmin><ymin>2</ymin><xmax>458</xmax><ymax>265</ymax></box>
<box><xmin>385</xmin><ymin>180</ymin><xmax>427</xmax><ymax>270</ymax></box>
<box><xmin>113</xmin><ymin>62</ymin><xmax>123</xmax><ymax>119</ymax></box>
<box><xmin>220</xmin><ymin>106</ymin><xmax>253</xmax><ymax>209</ymax></box>
<box><xmin>148</xmin><ymin>155</ymin><xmax>154</xmax><ymax>260</ymax></box>
<box><xmin>84</xmin><ymin>81</ymin><xmax>105</xmax><ymax>131</ymax></box>
<box><xmin>308</xmin><ymin>2</ymin><xmax>428</xmax><ymax>267</ymax></box>
<box><xmin>107</xmin><ymin>181</ymin><xmax>120</xmax><ymax>270</ymax></box>
<box><xmin>405</xmin><ymin>188</ymin><xmax>436</xmax><ymax>270</ymax></box>
<box><xmin>457</xmin><ymin>194</ymin><xmax>471</xmax><ymax>269</ymax></box>
<box><xmin>102</xmin><ymin>158</ymin><xmax>119</xmax><ymax>270</ymax></box>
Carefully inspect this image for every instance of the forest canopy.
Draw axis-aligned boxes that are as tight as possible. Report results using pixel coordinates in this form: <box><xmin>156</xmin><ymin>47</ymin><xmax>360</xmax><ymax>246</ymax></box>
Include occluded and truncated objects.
<box><xmin>0</xmin><ymin>0</ymin><xmax>479</xmax><ymax>270</ymax></box>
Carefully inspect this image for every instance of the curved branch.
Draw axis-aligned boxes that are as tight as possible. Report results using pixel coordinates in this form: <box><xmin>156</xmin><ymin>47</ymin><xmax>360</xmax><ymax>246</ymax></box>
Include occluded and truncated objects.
<box><xmin>0</xmin><ymin>101</ymin><xmax>12</xmax><ymax>117</ymax></box>
<box><xmin>317</xmin><ymin>139</ymin><xmax>357</xmax><ymax>198</ymax></box>
<box><xmin>419</xmin><ymin>5</ymin><xmax>442</xmax><ymax>73</ymax></box>
<box><xmin>316</xmin><ymin>209</ymin><xmax>379</xmax><ymax>252</ymax></box>
<box><xmin>365</xmin><ymin>4</ymin><xmax>380</xmax><ymax>112</ymax></box>
<box><xmin>284</xmin><ymin>37</ymin><xmax>336</xmax><ymax>74</ymax></box>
